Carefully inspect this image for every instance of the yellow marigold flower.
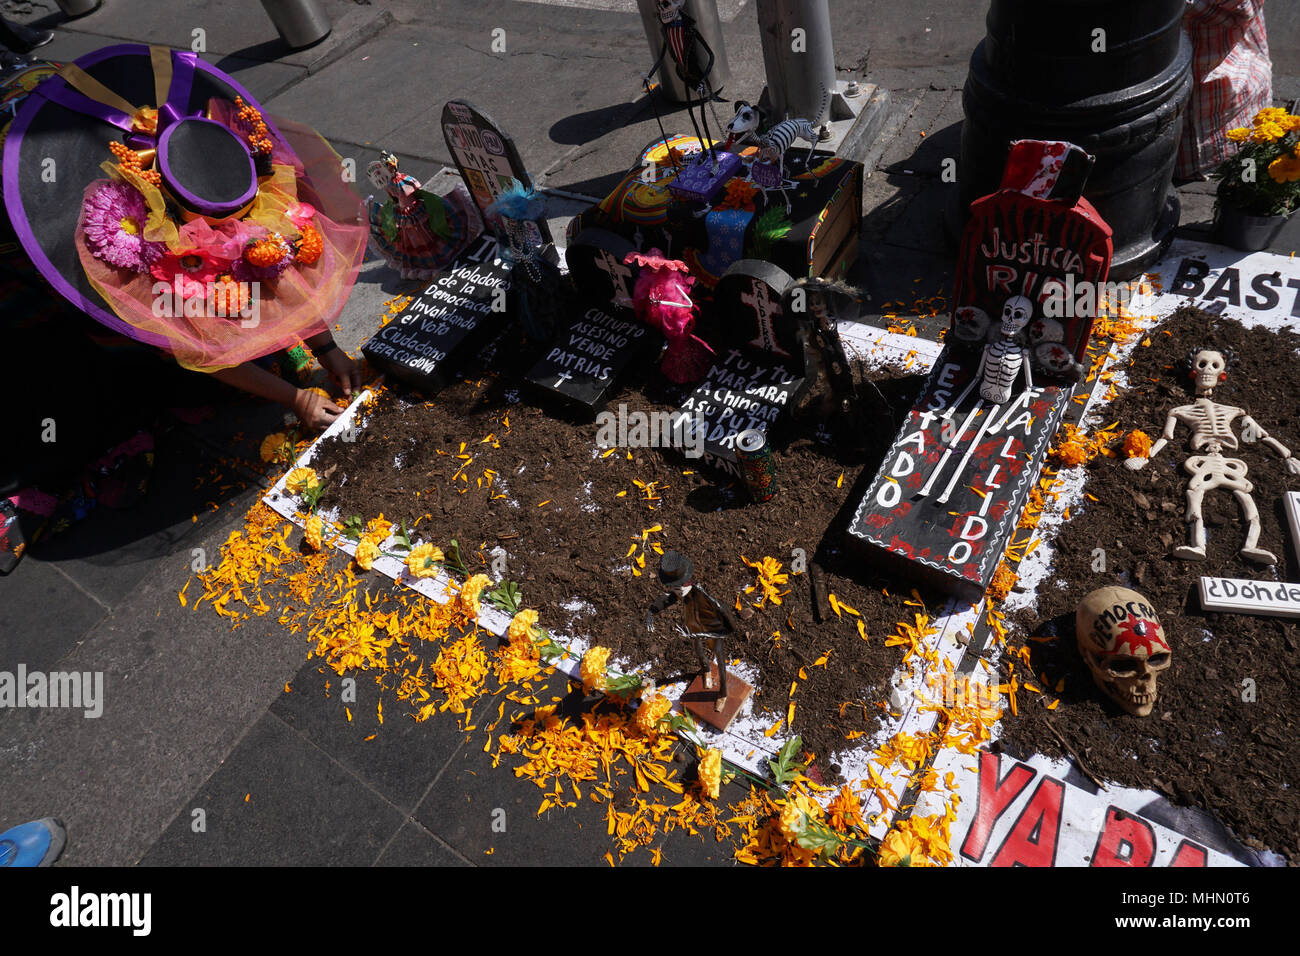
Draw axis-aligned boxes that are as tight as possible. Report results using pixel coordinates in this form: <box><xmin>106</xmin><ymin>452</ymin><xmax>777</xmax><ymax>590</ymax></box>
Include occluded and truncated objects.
<box><xmin>406</xmin><ymin>543</ymin><xmax>444</xmax><ymax>579</ymax></box>
<box><xmin>508</xmin><ymin>608</ymin><xmax>540</xmax><ymax>642</ymax></box>
<box><xmin>580</xmin><ymin>645</ymin><xmax>610</xmax><ymax>693</ymax></box>
<box><xmin>878</xmin><ymin>826</ymin><xmax>924</xmax><ymax>867</ymax></box>
<box><xmin>698</xmin><ymin>748</ymin><xmax>722</xmax><ymax>800</ymax></box>
<box><xmin>1255</xmin><ymin>107</ymin><xmax>1289</xmax><ymax>125</ymax></box>
<box><xmin>635</xmin><ymin>694</ymin><xmax>672</xmax><ymax>734</ymax></box>
<box><xmin>354</xmin><ymin>537</ymin><xmax>380</xmax><ymax>571</ymax></box>
<box><xmin>1268</xmin><ymin>154</ymin><xmax>1300</xmax><ymax>184</ymax></box>
<box><xmin>284</xmin><ymin>466</ymin><xmax>317</xmax><ymax>496</ymax></box>
<box><xmin>1253</xmin><ymin>120</ymin><xmax>1285</xmax><ymax>143</ymax></box>
<box><xmin>778</xmin><ymin>800</ymin><xmax>806</xmax><ymax>842</ymax></box>
<box><xmin>303</xmin><ymin>514</ymin><xmax>323</xmax><ymax>550</ymax></box>
<box><xmin>1122</xmin><ymin>429</ymin><xmax>1153</xmax><ymax>459</ymax></box>
<box><xmin>1225</xmin><ymin>127</ymin><xmax>1251</xmax><ymax>143</ymax></box>
<box><xmin>260</xmin><ymin>432</ymin><xmax>293</xmax><ymax>464</ymax></box>
<box><xmin>458</xmin><ymin>573</ymin><xmax>492</xmax><ymax>616</ymax></box>
<box><xmin>365</xmin><ymin>514</ymin><xmax>393</xmax><ymax>542</ymax></box>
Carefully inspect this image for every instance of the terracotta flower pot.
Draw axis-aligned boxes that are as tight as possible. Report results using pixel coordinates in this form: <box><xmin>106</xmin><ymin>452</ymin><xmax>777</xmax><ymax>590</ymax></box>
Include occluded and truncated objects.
<box><xmin>1213</xmin><ymin>202</ymin><xmax>1299</xmax><ymax>252</ymax></box>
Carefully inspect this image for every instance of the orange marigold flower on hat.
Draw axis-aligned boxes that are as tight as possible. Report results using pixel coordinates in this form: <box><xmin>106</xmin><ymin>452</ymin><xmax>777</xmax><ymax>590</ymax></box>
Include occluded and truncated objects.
<box><xmin>303</xmin><ymin>514</ymin><xmax>323</xmax><ymax>551</ymax></box>
<box><xmin>1122</xmin><ymin>429</ymin><xmax>1153</xmax><ymax>459</ymax></box>
<box><xmin>354</xmin><ymin>537</ymin><xmax>380</xmax><ymax>571</ymax></box>
<box><xmin>507</xmin><ymin>608</ymin><xmax>540</xmax><ymax>642</ymax></box>
<box><xmin>698</xmin><ymin>748</ymin><xmax>722</xmax><ymax>800</ymax></box>
<box><xmin>294</xmin><ymin>224</ymin><xmax>324</xmax><ymax>265</ymax></box>
<box><xmin>245</xmin><ymin>233</ymin><xmax>292</xmax><ymax>268</ymax></box>
<box><xmin>406</xmin><ymin>543</ymin><xmax>444</xmax><ymax>579</ymax></box>
<box><xmin>580</xmin><ymin>645</ymin><xmax>610</xmax><ymax>693</ymax></box>
<box><xmin>458</xmin><ymin>573</ymin><xmax>492</xmax><ymax>616</ymax></box>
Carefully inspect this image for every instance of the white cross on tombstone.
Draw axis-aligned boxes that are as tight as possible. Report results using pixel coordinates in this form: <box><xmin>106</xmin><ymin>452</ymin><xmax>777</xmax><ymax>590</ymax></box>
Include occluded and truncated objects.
<box><xmin>741</xmin><ymin>278</ymin><xmax>789</xmax><ymax>357</ymax></box>
<box><xmin>594</xmin><ymin>249</ymin><xmax>634</xmax><ymax>307</ymax></box>
<box><xmin>553</xmin><ymin>369</ymin><xmax>574</xmax><ymax>389</ymax></box>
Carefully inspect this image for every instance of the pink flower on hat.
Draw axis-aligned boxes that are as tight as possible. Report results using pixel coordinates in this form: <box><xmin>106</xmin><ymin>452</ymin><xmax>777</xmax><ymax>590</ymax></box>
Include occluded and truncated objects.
<box><xmin>82</xmin><ymin>180</ymin><xmax>166</xmax><ymax>273</ymax></box>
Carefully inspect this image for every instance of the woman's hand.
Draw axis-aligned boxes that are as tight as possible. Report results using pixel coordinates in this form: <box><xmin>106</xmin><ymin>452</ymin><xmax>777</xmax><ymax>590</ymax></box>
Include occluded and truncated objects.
<box><xmin>291</xmin><ymin>387</ymin><xmax>343</xmax><ymax>430</ymax></box>
<box><xmin>317</xmin><ymin>347</ymin><xmax>363</xmax><ymax>400</ymax></box>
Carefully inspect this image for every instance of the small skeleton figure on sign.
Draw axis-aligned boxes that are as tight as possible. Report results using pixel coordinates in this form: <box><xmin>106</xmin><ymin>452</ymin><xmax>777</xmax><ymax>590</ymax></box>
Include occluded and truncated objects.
<box><xmin>1125</xmin><ymin>347</ymin><xmax>1300</xmax><ymax>564</ymax></box>
<box><xmin>724</xmin><ymin>92</ymin><xmax>827</xmax><ymax>213</ymax></box>
<box><xmin>919</xmin><ymin>295</ymin><xmax>1041</xmax><ymax>504</ymax></box>
<box><xmin>646</xmin><ymin>550</ymin><xmax>743</xmax><ymax>712</ymax></box>
<box><xmin>789</xmin><ymin>276</ymin><xmax>860</xmax><ymax>424</ymax></box>
<box><xmin>646</xmin><ymin>0</ymin><xmax>723</xmax><ymax>170</ymax></box>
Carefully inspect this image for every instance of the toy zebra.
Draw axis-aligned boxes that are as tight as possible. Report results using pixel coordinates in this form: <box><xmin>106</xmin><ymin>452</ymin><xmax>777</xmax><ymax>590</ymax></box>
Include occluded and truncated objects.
<box><xmin>724</xmin><ymin>89</ymin><xmax>827</xmax><ymax>212</ymax></box>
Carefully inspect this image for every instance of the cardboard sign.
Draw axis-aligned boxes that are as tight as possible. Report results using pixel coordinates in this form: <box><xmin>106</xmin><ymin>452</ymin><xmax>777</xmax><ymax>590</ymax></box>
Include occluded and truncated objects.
<box><xmin>524</xmin><ymin>306</ymin><xmax>658</xmax><ymax>410</ymax></box>
<box><xmin>940</xmin><ymin>749</ymin><xmax>1251</xmax><ymax>867</ymax></box>
<box><xmin>1162</xmin><ymin>242</ymin><xmax>1300</xmax><ymax>327</ymax></box>
<box><xmin>565</xmin><ymin>228</ymin><xmax>640</xmax><ymax>311</ymax></box>
<box><xmin>361</xmin><ymin>235</ymin><xmax>509</xmax><ymax>391</ymax></box>
<box><xmin>441</xmin><ymin>99</ymin><xmax>551</xmax><ymax>246</ymax></box>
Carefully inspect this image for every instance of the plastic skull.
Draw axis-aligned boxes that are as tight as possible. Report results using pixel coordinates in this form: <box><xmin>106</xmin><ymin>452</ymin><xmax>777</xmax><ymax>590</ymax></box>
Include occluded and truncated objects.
<box><xmin>1191</xmin><ymin>348</ymin><xmax>1226</xmax><ymax>396</ymax></box>
<box><xmin>657</xmin><ymin>0</ymin><xmax>686</xmax><ymax>23</ymax></box>
<box><xmin>1000</xmin><ymin>295</ymin><xmax>1033</xmax><ymax>337</ymax></box>
<box><xmin>1076</xmin><ymin>586</ymin><xmax>1172</xmax><ymax>717</ymax></box>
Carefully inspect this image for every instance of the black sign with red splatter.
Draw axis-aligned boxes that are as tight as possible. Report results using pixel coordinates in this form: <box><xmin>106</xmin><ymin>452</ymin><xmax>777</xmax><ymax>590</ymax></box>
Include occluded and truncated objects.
<box><xmin>846</xmin><ymin>357</ymin><xmax>1073</xmax><ymax>600</ymax></box>
<box><xmin>953</xmin><ymin>189</ymin><xmax>1112</xmax><ymax>366</ymax></box>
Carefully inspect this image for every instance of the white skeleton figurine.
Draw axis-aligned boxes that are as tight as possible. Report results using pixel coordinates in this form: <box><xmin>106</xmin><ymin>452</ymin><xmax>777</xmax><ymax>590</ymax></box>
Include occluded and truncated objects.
<box><xmin>1124</xmin><ymin>348</ymin><xmax>1300</xmax><ymax>564</ymax></box>
<box><xmin>919</xmin><ymin>296</ymin><xmax>1039</xmax><ymax>504</ymax></box>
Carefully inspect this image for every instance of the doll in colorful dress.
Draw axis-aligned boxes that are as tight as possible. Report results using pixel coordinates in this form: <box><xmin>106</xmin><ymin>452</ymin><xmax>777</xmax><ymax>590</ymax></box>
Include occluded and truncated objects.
<box><xmin>624</xmin><ymin>249</ymin><xmax>713</xmax><ymax>384</ymax></box>
<box><xmin>365</xmin><ymin>151</ymin><xmax>477</xmax><ymax>279</ymax></box>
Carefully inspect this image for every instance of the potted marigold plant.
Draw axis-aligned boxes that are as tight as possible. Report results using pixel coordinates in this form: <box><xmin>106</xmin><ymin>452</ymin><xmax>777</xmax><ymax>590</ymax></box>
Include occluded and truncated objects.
<box><xmin>1213</xmin><ymin>107</ymin><xmax>1300</xmax><ymax>251</ymax></box>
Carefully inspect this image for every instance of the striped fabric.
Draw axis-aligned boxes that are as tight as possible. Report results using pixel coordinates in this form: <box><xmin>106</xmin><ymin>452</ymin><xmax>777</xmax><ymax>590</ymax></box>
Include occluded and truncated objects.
<box><xmin>1177</xmin><ymin>0</ymin><xmax>1273</xmax><ymax>180</ymax></box>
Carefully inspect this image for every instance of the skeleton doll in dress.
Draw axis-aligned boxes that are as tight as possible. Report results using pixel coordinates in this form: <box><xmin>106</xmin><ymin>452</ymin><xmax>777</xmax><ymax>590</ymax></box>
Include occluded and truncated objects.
<box><xmin>1124</xmin><ymin>348</ymin><xmax>1300</xmax><ymax>564</ymax></box>
<box><xmin>918</xmin><ymin>295</ymin><xmax>1040</xmax><ymax>503</ymax></box>
<box><xmin>624</xmin><ymin>248</ymin><xmax>714</xmax><ymax>384</ymax></box>
<box><xmin>365</xmin><ymin>151</ymin><xmax>476</xmax><ymax>279</ymax></box>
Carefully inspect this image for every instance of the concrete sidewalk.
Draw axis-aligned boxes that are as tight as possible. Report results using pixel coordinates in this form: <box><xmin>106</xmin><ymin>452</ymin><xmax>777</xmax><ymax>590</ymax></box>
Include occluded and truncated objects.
<box><xmin>2</xmin><ymin>0</ymin><xmax>1297</xmax><ymax>866</ymax></box>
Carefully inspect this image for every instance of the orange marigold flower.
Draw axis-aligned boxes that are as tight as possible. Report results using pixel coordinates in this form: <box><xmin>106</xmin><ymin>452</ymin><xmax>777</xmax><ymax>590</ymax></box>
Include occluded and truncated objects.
<box><xmin>259</xmin><ymin>431</ymin><xmax>294</xmax><ymax>463</ymax></box>
<box><xmin>507</xmin><ymin>608</ymin><xmax>540</xmax><ymax>642</ymax></box>
<box><xmin>1122</xmin><ymin>429</ymin><xmax>1153</xmax><ymax>459</ymax></box>
<box><xmin>303</xmin><ymin>514</ymin><xmax>323</xmax><ymax>550</ymax></box>
<box><xmin>208</xmin><ymin>275</ymin><xmax>249</xmax><ymax>317</ymax></box>
<box><xmin>877</xmin><ymin>826</ymin><xmax>924</xmax><ymax>867</ymax></box>
<box><xmin>1055</xmin><ymin>440</ymin><xmax>1089</xmax><ymax>467</ymax></box>
<box><xmin>406</xmin><ymin>543</ymin><xmax>444</xmax><ymax>579</ymax></box>
<box><xmin>458</xmin><ymin>573</ymin><xmax>492</xmax><ymax>616</ymax></box>
<box><xmin>1225</xmin><ymin>127</ymin><xmax>1251</xmax><ymax>143</ymax></box>
<box><xmin>987</xmin><ymin>562</ymin><xmax>1017</xmax><ymax>602</ymax></box>
<box><xmin>1268</xmin><ymin>154</ymin><xmax>1300</xmax><ymax>184</ymax></box>
<box><xmin>294</xmin><ymin>224</ymin><xmax>323</xmax><ymax>265</ymax></box>
<box><xmin>580</xmin><ymin>645</ymin><xmax>610</xmax><ymax>693</ymax></box>
<box><xmin>634</xmin><ymin>694</ymin><xmax>672</xmax><ymax>734</ymax></box>
<box><xmin>284</xmin><ymin>466</ymin><xmax>317</xmax><ymax>496</ymax></box>
<box><xmin>698</xmin><ymin>748</ymin><xmax>722</xmax><ymax>800</ymax></box>
<box><xmin>245</xmin><ymin>233</ymin><xmax>291</xmax><ymax>267</ymax></box>
<box><xmin>354</xmin><ymin>537</ymin><xmax>380</xmax><ymax>571</ymax></box>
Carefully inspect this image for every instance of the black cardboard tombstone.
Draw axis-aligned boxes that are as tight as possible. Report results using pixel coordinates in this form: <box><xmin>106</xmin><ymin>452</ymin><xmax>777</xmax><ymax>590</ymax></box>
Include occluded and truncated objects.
<box><xmin>525</xmin><ymin>228</ymin><xmax>658</xmax><ymax>411</ymax></box>
<box><xmin>846</xmin><ymin>140</ymin><xmax>1114</xmax><ymax>601</ymax></box>
<box><xmin>362</xmin><ymin>233</ymin><xmax>510</xmax><ymax>391</ymax></box>
<box><xmin>441</xmin><ymin>99</ymin><xmax>552</xmax><ymax>246</ymax></box>
<box><xmin>679</xmin><ymin>260</ymin><xmax>807</xmax><ymax>478</ymax></box>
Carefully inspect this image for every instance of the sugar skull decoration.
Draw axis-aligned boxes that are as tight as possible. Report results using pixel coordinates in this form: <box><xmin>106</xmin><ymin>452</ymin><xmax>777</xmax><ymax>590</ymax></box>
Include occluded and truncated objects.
<box><xmin>1075</xmin><ymin>586</ymin><xmax>1172</xmax><ymax>717</ymax></box>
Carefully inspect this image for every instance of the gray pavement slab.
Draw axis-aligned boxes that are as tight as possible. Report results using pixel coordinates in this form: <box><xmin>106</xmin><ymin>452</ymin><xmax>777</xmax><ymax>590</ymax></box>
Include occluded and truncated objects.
<box><xmin>0</xmin><ymin>558</ymin><xmax>105</xmax><ymax>674</ymax></box>
<box><xmin>270</xmin><ymin>653</ymin><xmax>471</xmax><ymax>814</ymax></box>
<box><xmin>374</xmin><ymin>819</ymin><xmax>470</xmax><ymax>866</ymax></box>
<box><xmin>140</xmin><ymin>711</ymin><xmax>407</xmax><ymax>866</ymax></box>
<box><xmin>0</xmin><ymin>481</ymin><xmax>305</xmax><ymax>866</ymax></box>
<box><xmin>26</xmin><ymin>431</ymin><xmax>257</xmax><ymax>611</ymax></box>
